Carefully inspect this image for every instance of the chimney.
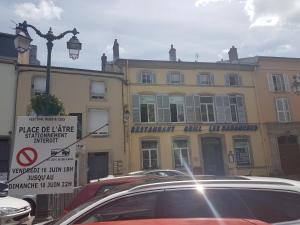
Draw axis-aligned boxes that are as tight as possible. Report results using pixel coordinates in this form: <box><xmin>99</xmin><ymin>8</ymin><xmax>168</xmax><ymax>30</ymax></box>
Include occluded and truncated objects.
<box><xmin>228</xmin><ymin>45</ymin><xmax>238</xmax><ymax>62</ymax></box>
<box><xmin>29</xmin><ymin>45</ymin><xmax>40</xmax><ymax>65</ymax></box>
<box><xmin>101</xmin><ymin>53</ymin><xmax>107</xmax><ymax>71</ymax></box>
<box><xmin>113</xmin><ymin>39</ymin><xmax>119</xmax><ymax>61</ymax></box>
<box><xmin>169</xmin><ymin>44</ymin><xmax>176</xmax><ymax>61</ymax></box>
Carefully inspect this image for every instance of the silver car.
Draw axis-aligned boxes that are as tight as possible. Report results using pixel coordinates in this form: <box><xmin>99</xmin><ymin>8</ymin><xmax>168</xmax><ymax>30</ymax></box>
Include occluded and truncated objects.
<box><xmin>47</xmin><ymin>176</ymin><xmax>300</xmax><ymax>225</ymax></box>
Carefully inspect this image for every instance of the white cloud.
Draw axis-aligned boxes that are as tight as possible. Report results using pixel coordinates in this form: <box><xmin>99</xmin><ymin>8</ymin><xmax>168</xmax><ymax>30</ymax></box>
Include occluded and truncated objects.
<box><xmin>217</xmin><ymin>49</ymin><xmax>229</xmax><ymax>59</ymax></box>
<box><xmin>244</xmin><ymin>0</ymin><xmax>254</xmax><ymax>21</ymax></box>
<box><xmin>195</xmin><ymin>0</ymin><xmax>230</xmax><ymax>7</ymax></box>
<box><xmin>14</xmin><ymin>0</ymin><xmax>63</xmax><ymax>20</ymax></box>
<box><xmin>250</xmin><ymin>15</ymin><xmax>280</xmax><ymax>28</ymax></box>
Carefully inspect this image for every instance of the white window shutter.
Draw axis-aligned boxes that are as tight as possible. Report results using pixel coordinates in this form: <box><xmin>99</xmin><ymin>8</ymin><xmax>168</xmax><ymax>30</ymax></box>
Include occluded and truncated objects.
<box><xmin>137</xmin><ymin>73</ymin><xmax>142</xmax><ymax>83</ymax></box>
<box><xmin>225</xmin><ymin>74</ymin><xmax>230</xmax><ymax>86</ymax></box>
<box><xmin>132</xmin><ymin>95</ymin><xmax>140</xmax><ymax>122</ymax></box>
<box><xmin>223</xmin><ymin>95</ymin><xmax>232</xmax><ymax>122</ymax></box>
<box><xmin>283</xmin><ymin>74</ymin><xmax>290</xmax><ymax>91</ymax></box>
<box><xmin>180</xmin><ymin>73</ymin><xmax>185</xmax><ymax>84</ymax></box>
<box><xmin>88</xmin><ymin>109</ymin><xmax>108</xmax><ymax>135</ymax></box>
<box><xmin>215</xmin><ymin>95</ymin><xmax>226</xmax><ymax>123</ymax></box>
<box><xmin>210</xmin><ymin>74</ymin><xmax>214</xmax><ymax>85</ymax></box>
<box><xmin>267</xmin><ymin>74</ymin><xmax>275</xmax><ymax>91</ymax></box>
<box><xmin>185</xmin><ymin>95</ymin><xmax>195</xmax><ymax>123</ymax></box>
<box><xmin>236</xmin><ymin>95</ymin><xmax>247</xmax><ymax>123</ymax></box>
<box><xmin>237</xmin><ymin>75</ymin><xmax>242</xmax><ymax>86</ymax></box>
<box><xmin>152</xmin><ymin>73</ymin><xmax>156</xmax><ymax>84</ymax></box>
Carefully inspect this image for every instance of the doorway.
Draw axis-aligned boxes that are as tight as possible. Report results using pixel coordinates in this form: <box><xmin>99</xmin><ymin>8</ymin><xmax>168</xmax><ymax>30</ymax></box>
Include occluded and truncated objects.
<box><xmin>278</xmin><ymin>135</ymin><xmax>300</xmax><ymax>175</ymax></box>
<box><xmin>88</xmin><ymin>152</ymin><xmax>109</xmax><ymax>181</ymax></box>
<box><xmin>201</xmin><ymin>137</ymin><xmax>225</xmax><ymax>175</ymax></box>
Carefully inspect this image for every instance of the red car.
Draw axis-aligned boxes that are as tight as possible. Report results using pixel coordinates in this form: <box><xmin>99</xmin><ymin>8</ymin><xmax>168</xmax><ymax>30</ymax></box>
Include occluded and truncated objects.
<box><xmin>65</xmin><ymin>175</ymin><xmax>151</xmax><ymax>213</ymax></box>
<box><xmin>74</xmin><ymin>218</ymin><xmax>271</xmax><ymax>225</ymax></box>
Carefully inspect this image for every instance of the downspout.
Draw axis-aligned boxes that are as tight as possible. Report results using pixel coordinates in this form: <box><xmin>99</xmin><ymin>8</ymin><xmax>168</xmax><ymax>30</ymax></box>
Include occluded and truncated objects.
<box><xmin>126</xmin><ymin>59</ymin><xmax>131</xmax><ymax>172</ymax></box>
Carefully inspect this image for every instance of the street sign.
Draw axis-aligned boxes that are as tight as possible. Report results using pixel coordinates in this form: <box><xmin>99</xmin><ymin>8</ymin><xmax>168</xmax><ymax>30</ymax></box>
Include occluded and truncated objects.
<box><xmin>8</xmin><ymin>116</ymin><xmax>77</xmax><ymax>195</ymax></box>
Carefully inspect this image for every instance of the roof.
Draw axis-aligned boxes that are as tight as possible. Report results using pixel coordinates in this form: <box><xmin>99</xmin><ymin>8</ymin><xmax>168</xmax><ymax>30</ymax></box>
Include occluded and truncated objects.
<box><xmin>0</xmin><ymin>32</ymin><xmax>18</xmax><ymax>59</ymax></box>
<box><xmin>116</xmin><ymin>58</ymin><xmax>256</xmax><ymax>71</ymax></box>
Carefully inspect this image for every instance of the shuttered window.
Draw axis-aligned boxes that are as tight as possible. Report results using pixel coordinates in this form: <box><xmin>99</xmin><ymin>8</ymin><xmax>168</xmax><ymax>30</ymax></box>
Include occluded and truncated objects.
<box><xmin>197</xmin><ymin>73</ymin><xmax>214</xmax><ymax>86</ymax></box>
<box><xmin>185</xmin><ymin>95</ymin><xmax>195</xmax><ymax>123</ymax></box>
<box><xmin>137</xmin><ymin>71</ymin><xmax>156</xmax><ymax>84</ymax></box>
<box><xmin>91</xmin><ymin>81</ymin><xmax>105</xmax><ymax>99</ymax></box>
<box><xmin>194</xmin><ymin>96</ymin><xmax>215</xmax><ymax>122</ymax></box>
<box><xmin>132</xmin><ymin>95</ymin><xmax>141</xmax><ymax>122</ymax></box>
<box><xmin>225</xmin><ymin>73</ymin><xmax>241</xmax><ymax>86</ymax></box>
<box><xmin>215</xmin><ymin>95</ymin><xmax>232</xmax><ymax>123</ymax></box>
<box><xmin>275</xmin><ymin>98</ymin><xmax>291</xmax><ymax>122</ymax></box>
<box><xmin>167</xmin><ymin>71</ymin><xmax>184</xmax><ymax>85</ymax></box>
<box><xmin>267</xmin><ymin>74</ymin><xmax>290</xmax><ymax>92</ymax></box>
<box><xmin>229</xmin><ymin>95</ymin><xmax>247</xmax><ymax>123</ymax></box>
<box><xmin>157</xmin><ymin>95</ymin><xmax>171</xmax><ymax>122</ymax></box>
<box><xmin>88</xmin><ymin>109</ymin><xmax>109</xmax><ymax>136</ymax></box>
<box><xmin>32</xmin><ymin>76</ymin><xmax>46</xmax><ymax>95</ymax></box>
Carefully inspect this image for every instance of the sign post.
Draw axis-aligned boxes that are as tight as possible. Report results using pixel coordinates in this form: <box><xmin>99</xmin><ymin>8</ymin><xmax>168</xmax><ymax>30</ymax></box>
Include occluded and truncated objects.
<box><xmin>8</xmin><ymin>116</ymin><xmax>77</xmax><ymax>195</ymax></box>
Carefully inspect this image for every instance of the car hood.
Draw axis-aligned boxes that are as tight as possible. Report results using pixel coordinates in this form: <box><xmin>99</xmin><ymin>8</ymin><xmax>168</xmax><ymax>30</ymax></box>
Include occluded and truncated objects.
<box><xmin>0</xmin><ymin>196</ymin><xmax>30</xmax><ymax>208</ymax></box>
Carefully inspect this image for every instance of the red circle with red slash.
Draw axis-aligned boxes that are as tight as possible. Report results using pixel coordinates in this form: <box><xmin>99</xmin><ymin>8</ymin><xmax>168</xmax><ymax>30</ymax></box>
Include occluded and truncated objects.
<box><xmin>16</xmin><ymin>147</ymin><xmax>38</xmax><ymax>167</ymax></box>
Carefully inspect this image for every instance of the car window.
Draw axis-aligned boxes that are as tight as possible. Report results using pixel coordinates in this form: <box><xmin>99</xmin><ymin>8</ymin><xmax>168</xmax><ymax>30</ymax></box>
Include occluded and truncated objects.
<box><xmin>95</xmin><ymin>184</ymin><xmax>120</xmax><ymax>196</ymax></box>
<box><xmin>163</xmin><ymin>188</ymin><xmax>300</xmax><ymax>224</ymax></box>
<box><xmin>73</xmin><ymin>192</ymin><xmax>161</xmax><ymax>224</ymax></box>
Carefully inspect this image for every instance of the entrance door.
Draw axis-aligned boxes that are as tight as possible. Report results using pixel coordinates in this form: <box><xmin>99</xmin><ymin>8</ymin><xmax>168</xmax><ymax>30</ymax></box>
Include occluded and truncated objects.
<box><xmin>278</xmin><ymin>135</ymin><xmax>300</xmax><ymax>175</ymax></box>
<box><xmin>201</xmin><ymin>137</ymin><xmax>225</xmax><ymax>175</ymax></box>
<box><xmin>88</xmin><ymin>152</ymin><xmax>108</xmax><ymax>181</ymax></box>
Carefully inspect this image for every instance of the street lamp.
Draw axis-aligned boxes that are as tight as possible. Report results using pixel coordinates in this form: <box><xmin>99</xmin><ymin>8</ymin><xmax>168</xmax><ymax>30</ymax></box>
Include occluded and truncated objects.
<box><xmin>291</xmin><ymin>75</ymin><xmax>300</xmax><ymax>95</ymax></box>
<box><xmin>14</xmin><ymin>21</ymin><xmax>82</xmax><ymax>95</ymax></box>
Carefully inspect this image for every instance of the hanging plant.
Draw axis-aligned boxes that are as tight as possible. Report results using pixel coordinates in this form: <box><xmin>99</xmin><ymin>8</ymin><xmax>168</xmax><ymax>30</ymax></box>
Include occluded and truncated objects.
<box><xmin>30</xmin><ymin>94</ymin><xmax>65</xmax><ymax>116</ymax></box>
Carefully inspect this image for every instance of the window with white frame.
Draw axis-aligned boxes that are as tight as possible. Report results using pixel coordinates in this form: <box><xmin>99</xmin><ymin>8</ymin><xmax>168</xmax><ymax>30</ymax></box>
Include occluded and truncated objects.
<box><xmin>197</xmin><ymin>73</ymin><xmax>214</xmax><ymax>86</ymax></box>
<box><xmin>139</xmin><ymin>71</ymin><xmax>155</xmax><ymax>84</ymax></box>
<box><xmin>140</xmin><ymin>95</ymin><xmax>156</xmax><ymax>123</ymax></box>
<box><xmin>268</xmin><ymin>74</ymin><xmax>290</xmax><ymax>92</ymax></box>
<box><xmin>275</xmin><ymin>98</ymin><xmax>291</xmax><ymax>122</ymax></box>
<box><xmin>172</xmin><ymin>139</ymin><xmax>189</xmax><ymax>168</ymax></box>
<box><xmin>225</xmin><ymin>73</ymin><xmax>241</xmax><ymax>86</ymax></box>
<box><xmin>167</xmin><ymin>71</ymin><xmax>184</xmax><ymax>85</ymax></box>
<box><xmin>88</xmin><ymin>109</ymin><xmax>109</xmax><ymax>136</ymax></box>
<box><xmin>233</xmin><ymin>137</ymin><xmax>252</xmax><ymax>167</ymax></box>
<box><xmin>194</xmin><ymin>96</ymin><xmax>215</xmax><ymax>122</ymax></box>
<box><xmin>229</xmin><ymin>95</ymin><xmax>247</xmax><ymax>123</ymax></box>
<box><xmin>32</xmin><ymin>76</ymin><xmax>46</xmax><ymax>95</ymax></box>
<box><xmin>170</xmin><ymin>96</ymin><xmax>185</xmax><ymax>122</ymax></box>
<box><xmin>91</xmin><ymin>81</ymin><xmax>105</xmax><ymax>99</ymax></box>
<box><xmin>141</xmin><ymin>140</ymin><xmax>159</xmax><ymax>169</ymax></box>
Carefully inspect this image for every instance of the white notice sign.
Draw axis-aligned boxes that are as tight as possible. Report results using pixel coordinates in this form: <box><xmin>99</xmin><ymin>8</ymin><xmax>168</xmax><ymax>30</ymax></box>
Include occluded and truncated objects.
<box><xmin>8</xmin><ymin>116</ymin><xmax>77</xmax><ymax>195</ymax></box>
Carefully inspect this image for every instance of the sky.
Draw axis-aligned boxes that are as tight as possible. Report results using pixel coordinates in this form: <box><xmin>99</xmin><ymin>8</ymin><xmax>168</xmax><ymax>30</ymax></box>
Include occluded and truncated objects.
<box><xmin>1</xmin><ymin>0</ymin><xmax>300</xmax><ymax>70</ymax></box>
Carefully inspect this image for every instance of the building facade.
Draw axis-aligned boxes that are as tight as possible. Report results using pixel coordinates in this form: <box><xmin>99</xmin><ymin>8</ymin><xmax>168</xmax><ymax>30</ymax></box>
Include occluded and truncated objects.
<box><xmin>0</xmin><ymin>32</ymin><xmax>18</xmax><ymax>182</ymax></box>
<box><xmin>252</xmin><ymin>57</ymin><xmax>300</xmax><ymax>176</ymax></box>
<box><xmin>15</xmin><ymin>65</ymin><xmax>126</xmax><ymax>184</ymax></box>
<box><xmin>114</xmin><ymin>57</ymin><xmax>269</xmax><ymax>176</ymax></box>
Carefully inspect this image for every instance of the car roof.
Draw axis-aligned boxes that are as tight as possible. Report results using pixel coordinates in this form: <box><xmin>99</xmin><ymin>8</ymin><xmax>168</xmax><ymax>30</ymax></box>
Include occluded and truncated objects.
<box><xmin>77</xmin><ymin>218</ymin><xmax>270</xmax><ymax>225</ymax></box>
<box><xmin>87</xmin><ymin>175</ymin><xmax>148</xmax><ymax>187</ymax></box>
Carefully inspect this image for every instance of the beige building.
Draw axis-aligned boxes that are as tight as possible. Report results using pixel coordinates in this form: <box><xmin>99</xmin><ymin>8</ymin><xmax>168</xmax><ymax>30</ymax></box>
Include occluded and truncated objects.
<box><xmin>109</xmin><ymin>44</ymin><xmax>269</xmax><ymax>176</ymax></box>
<box><xmin>15</xmin><ymin>64</ymin><xmax>126</xmax><ymax>184</ymax></box>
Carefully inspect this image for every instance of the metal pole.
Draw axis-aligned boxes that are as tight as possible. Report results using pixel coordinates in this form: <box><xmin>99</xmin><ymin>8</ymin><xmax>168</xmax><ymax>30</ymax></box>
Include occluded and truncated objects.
<box><xmin>46</xmin><ymin>41</ymin><xmax>53</xmax><ymax>95</ymax></box>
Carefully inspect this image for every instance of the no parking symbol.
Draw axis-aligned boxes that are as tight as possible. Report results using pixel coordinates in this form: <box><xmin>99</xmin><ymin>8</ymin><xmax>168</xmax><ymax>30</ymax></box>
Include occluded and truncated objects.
<box><xmin>16</xmin><ymin>147</ymin><xmax>38</xmax><ymax>167</ymax></box>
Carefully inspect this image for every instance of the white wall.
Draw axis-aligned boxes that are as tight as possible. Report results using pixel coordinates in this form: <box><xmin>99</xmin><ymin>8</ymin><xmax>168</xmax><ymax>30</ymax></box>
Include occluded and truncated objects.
<box><xmin>0</xmin><ymin>60</ymin><xmax>16</xmax><ymax>136</ymax></box>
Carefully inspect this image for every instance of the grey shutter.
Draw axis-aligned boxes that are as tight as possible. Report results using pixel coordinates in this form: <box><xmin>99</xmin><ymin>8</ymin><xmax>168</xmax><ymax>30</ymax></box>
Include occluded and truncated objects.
<box><xmin>283</xmin><ymin>74</ymin><xmax>290</xmax><ymax>91</ymax></box>
<box><xmin>167</xmin><ymin>73</ymin><xmax>171</xmax><ymax>84</ymax></box>
<box><xmin>236</xmin><ymin>95</ymin><xmax>247</xmax><ymax>123</ymax></box>
<box><xmin>224</xmin><ymin>95</ymin><xmax>232</xmax><ymax>122</ymax></box>
<box><xmin>132</xmin><ymin>95</ymin><xmax>140</xmax><ymax>122</ymax></box>
<box><xmin>194</xmin><ymin>95</ymin><xmax>201</xmax><ymax>122</ymax></box>
<box><xmin>180</xmin><ymin>73</ymin><xmax>185</xmax><ymax>84</ymax></box>
<box><xmin>215</xmin><ymin>95</ymin><xmax>226</xmax><ymax>123</ymax></box>
<box><xmin>152</xmin><ymin>73</ymin><xmax>156</xmax><ymax>84</ymax></box>
<box><xmin>185</xmin><ymin>95</ymin><xmax>195</xmax><ymax>123</ymax></box>
<box><xmin>137</xmin><ymin>73</ymin><xmax>142</xmax><ymax>83</ymax></box>
<box><xmin>210</xmin><ymin>74</ymin><xmax>214</xmax><ymax>85</ymax></box>
<box><xmin>157</xmin><ymin>95</ymin><xmax>170</xmax><ymax>122</ymax></box>
<box><xmin>267</xmin><ymin>74</ymin><xmax>275</xmax><ymax>91</ymax></box>
<box><xmin>225</xmin><ymin>74</ymin><xmax>230</xmax><ymax>86</ymax></box>
<box><xmin>237</xmin><ymin>75</ymin><xmax>242</xmax><ymax>86</ymax></box>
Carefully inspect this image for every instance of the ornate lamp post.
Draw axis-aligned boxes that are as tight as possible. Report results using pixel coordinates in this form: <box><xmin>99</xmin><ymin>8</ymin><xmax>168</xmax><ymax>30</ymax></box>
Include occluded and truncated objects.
<box><xmin>14</xmin><ymin>21</ymin><xmax>82</xmax><ymax>95</ymax></box>
<box><xmin>291</xmin><ymin>75</ymin><xmax>300</xmax><ymax>95</ymax></box>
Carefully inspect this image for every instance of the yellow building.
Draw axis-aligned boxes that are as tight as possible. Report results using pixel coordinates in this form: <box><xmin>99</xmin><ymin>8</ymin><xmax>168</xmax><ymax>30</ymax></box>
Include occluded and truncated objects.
<box><xmin>15</xmin><ymin>64</ymin><xmax>127</xmax><ymax>184</ymax></box>
<box><xmin>112</xmin><ymin>45</ymin><xmax>269</xmax><ymax>176</ymax></box>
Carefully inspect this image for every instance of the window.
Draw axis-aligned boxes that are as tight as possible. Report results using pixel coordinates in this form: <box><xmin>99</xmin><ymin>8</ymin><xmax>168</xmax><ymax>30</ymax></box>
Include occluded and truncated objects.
<box><xmin>173</xmin><ymin>139</ymin><xmax>189</xmax><ymax>168</ymax></box>
<box><xmin>229</xmin><ymin>95</ymin><xmax>246</xmax><ymax>123</ymax></box>
<box><xmin>276</xmin><ymin>98</ymin><xmax>291</xmax><ymax>122</ymax></box>
<box><xmin>91</xmin><ymin>81</ymin><xmax>105</xmax><ymax>99</ymax></box>
<box><xmin>32</xmin><ymin>76</ymin><xmax>46</xmax><ymax>95</ymax></box>
<box><xmin>167</xmin><ymin>71</ymin><xmax>184</xmax><ymax>85</ymax></box>
<box><xmin>194</xmin><ymin>96</ymin><xmax>215</xmax><ymax>122</ymax></box>
<box><xmin>88</xmin><ymin>109</ymin><xmax>109</xmax><ymax>136</ymax></box>
<box><xmin>69</xmin><ymin>113</ymin><xmax>82</xmax><ymax>139</ymax></box>
<box><xmin>138</xmin><ymin>71</ymin><xmax>155</xmax><ymax>84</ymax></box>
<box><xmin>141</xmin><ymin>140</ymin><xmax>158</xmax><ymax>169</ymax></box>
<box><xmin>170</xmin><ymin>96</ymin><xmax>185</xmax><ymax>122</ymax></box>
<box><xmin>197</xmin><ymin>73</ymin><xmax>214</xmax><ymax>86</ymax></box>
<box><xmin>140</xmin><ymin>96</ymin><xmax>156</xmax><ymax>122</ymax></box>
<box><xmin>233</xmin><ymin>137</ymin><xmax>252</xmax><ymax>167</ymax></box>
<box><xmin>75</xmin><ymin>193</ymin><xmax>160</xmax><ymax>224</ymax></box>
<box><xmin>225</xmin><ymin>73</ymin><xmax>241</xmax><ymax>86</ymax></box>
<box><xmin>268</xmin><ymin>74</ymin><xmax>290</xmax><ymax>92</ymax></box>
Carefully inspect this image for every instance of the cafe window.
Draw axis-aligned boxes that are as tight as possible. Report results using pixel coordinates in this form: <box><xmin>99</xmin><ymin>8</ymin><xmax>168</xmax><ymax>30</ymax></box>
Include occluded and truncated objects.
<box><xmin>173</xmin><ymin>139</ymin><xmax>189</xmax><ymax>168</ymax></box>
<box><xmin>170</xmin><ymin>96</ymin><xmax>185</xmax><ymax>122</ymax></box>
<box><xmin>141</xmin><ymin>140</ymin><xmax>159</xmax><ymax>169</ymax></box>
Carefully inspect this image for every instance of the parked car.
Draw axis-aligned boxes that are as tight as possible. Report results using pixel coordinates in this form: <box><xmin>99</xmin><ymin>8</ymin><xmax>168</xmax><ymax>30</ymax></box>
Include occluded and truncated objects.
<box><xmin>65</xmin><ymin>175</ymin><xmax>154</xmax><ymax>213</ymax></box>
<box><xmin>128</xmin><ymin>169</ymin><xmax>186</xmax><ymax>176</ymax></box>
<box><xmin>72</xmin><ymin>218</ymin><xmax>271</xmax><ymax>225</ymax></box>
<box><xmin>46</xmin><ymin>176</ymin><xmax>300</xmax><ymax>225</ymax></box>
<box><xmin>0</xmin><ymin>182</ymin><xmax>32</xmax><ymax>225</ymax></box>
